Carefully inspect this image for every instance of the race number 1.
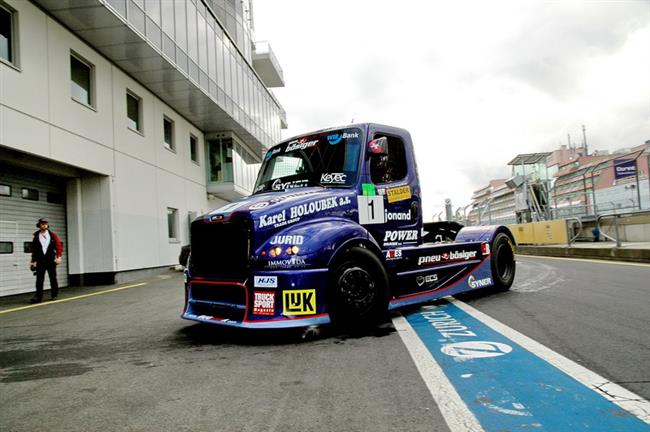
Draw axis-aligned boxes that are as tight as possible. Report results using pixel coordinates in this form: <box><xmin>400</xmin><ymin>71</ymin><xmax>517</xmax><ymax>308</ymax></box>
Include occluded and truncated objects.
<box><xmin>357</xmin><ymin>195</ymin><xmax>385</xmax><ymax>224</ymax></box>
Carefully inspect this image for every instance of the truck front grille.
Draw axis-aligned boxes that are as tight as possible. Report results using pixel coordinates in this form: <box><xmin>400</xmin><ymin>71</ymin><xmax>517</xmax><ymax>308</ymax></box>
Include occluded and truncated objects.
<box><xmin>188</xmin><ymin>281</ymin><xmax>246</xmax><ymax>322</ymax></box>
<box><xmin>189</xmin><ymin>216</ymin><xmax>251</xmax><ymax>279</ymax></box>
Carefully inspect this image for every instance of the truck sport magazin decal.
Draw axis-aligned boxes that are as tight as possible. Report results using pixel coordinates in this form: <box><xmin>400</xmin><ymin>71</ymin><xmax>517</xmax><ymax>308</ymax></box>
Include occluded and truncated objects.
<box><xmin>182</xmin><ymin>123</ymin><xmax>516</xmax><ymax>329</ymax></box>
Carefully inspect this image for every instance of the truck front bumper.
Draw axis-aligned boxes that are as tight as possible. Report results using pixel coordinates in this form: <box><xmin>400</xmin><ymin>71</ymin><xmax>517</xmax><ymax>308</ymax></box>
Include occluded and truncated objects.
<box><xmin>181</xmin><ymin>268</ymin><xmax>332</xmax><ymax>329</ymax></box>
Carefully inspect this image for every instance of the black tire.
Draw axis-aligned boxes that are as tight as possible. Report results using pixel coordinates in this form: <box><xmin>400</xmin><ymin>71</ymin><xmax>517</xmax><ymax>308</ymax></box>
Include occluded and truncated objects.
<box><xmin>491</xmin><ymin>232</ymin><xmax>516</xmax><ymax>291</ymax></box>
<box><xmin>328</xmin><ymin>246</ymin><xmax>389</xmax><ymax>326</ymax></box>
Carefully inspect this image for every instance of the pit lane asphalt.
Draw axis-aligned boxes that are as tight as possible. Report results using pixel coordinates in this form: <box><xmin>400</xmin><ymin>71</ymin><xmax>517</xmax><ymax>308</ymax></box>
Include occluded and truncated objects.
<box><xmin>0</xmin><ymin>273</ymin><xmax>449</xmax><ymax>432</ymax></box>
<box><xmin>1</xmin><ymin>257</ymin><xmax>648</xmax><ymax>431</ymax></box>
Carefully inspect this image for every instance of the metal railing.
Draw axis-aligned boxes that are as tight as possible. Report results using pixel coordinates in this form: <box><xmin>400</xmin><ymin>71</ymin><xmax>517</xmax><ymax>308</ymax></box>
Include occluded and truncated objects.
<box><xmin>597</xmin><ymin>214</ymin><xmax>622</xmax><ymax>247</ymax></box>
<box><xmin>566</xmin><ymin>217</ymin><xmax>583</xmax><ymax>246</ymax></box>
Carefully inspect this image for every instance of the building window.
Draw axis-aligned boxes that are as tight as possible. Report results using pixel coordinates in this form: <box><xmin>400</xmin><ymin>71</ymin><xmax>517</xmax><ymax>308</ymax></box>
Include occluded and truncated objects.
<box><xmin>0</xmin><ymin>242</ymin><xmax>13</xmax><ymax>254</ymax></box>
<box><xmin>0</xmin><ymin>3</ymin><xmax>16</xmax><ymax>65</ymax></box>
<box><xmin>23</xmin><ymin>242</ymin><xmax>32</xmax><ymax>253</ymax></box>
<box><xmin>70</xmin><ymin>52</ymin><xmax>94</xmax><ymax>107</ymax></box>
<box><xmin>0</xmin><ymin>184</ymin><xmax>11</xmax><ymax>196</ymax></box>
<box><xmin>208</xmin><ymin>138</ymin><xmax>233</xmax><ymax>182</ymax></box>
<box><xmin>190</xmin><ymin>134</ymin><xmax>198</xmax><ymax>163</ymax></box>
<box><xmin>163</xmin><ymin>116</ymin><xmax>175</xmax><ymax>151</ymax></box>
<box><xmin>167</xmin><ymin>207</ymin><xmax>178</xmax><ymax>241</ymax></box>
<box><xmin>126</xmin><ymin>91</ymin><xmax>142</xmax><ymax>132</ymax></box>
<box><xmin>21</xmin><ymin>188</ymin><xmax>38</xmax><ymax>201</ymax></box>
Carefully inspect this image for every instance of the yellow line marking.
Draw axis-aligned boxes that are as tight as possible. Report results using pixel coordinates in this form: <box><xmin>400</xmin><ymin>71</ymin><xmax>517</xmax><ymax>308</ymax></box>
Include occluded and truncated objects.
<box><xmin>517</xmin><ymin>254</ymin><xmax>650</xmax><ymax>268</ymax></box>
<box><xmin>0</xmin><ymin>282</ymin><xmax>148</xmax><ymax>315</ymax></box>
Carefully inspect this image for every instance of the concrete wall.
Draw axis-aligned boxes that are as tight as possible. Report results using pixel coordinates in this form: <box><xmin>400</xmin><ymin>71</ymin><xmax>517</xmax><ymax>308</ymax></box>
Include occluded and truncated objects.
<box><xmin>1</xmin><ymin>0</ymin><xmax>230</xmax><ymax>281</ymax></box>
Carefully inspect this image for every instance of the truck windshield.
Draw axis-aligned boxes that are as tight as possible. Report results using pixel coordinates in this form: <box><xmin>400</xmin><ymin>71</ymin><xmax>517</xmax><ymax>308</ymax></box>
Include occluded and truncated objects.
<box><xmin>253</xmin><ymin>128</ymin><xmax>362</xmax><ymax>193</ymax></box>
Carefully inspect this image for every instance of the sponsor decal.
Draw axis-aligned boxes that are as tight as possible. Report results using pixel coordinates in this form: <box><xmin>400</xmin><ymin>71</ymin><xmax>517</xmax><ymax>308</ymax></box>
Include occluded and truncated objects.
<box><xmin>327</xmin><ymin>131</ymin><xmax>359</xmax><ymax>145</ymax></box>
<box><xmin>419</xmin><ymin>306</ymin><xmax>478</xmax><ymax>338</ymax></box>
<box><xmin>286</xmin><ymin>138</ymin><xmax>319</xmax><ymax>152</ymax></box>
<box><xmin>266</xmin><ymin>257</ymin><xmax>307</xmax><ymax>269</ymax></box>
<box><xmin>441</xmin><ymin>341</ymin><xmax>512</xmax><ymax>359</ymax></box>
<box><xmin>384</xmin><ymin>230</ymin><xmax>418</xmax><ymax>244</ymax></box>
<box><xmin>418</xmin><ymin>250</ymin><xmax>478</xmax><ymax>266</ymax></box>
<box><xmin>416</xmin><ymin>274</ymin><xmax>438</xmax><ymax>287</ymax></box>
<box><xmin>271</xmin><ymin>178</ymin><xmax>309</xmax><ymax>191</ymax></box>
<box><xmin>259</xmin><ymin>210</ymin><xmax>287</xmax><ymax>228</ymax></box>
<box><xmin>320</xmin><ymin>173</ymin><xmax>347</xmax><ymax>184</ymax></box>
<box><xmin>290</xmin><ymin>197</ymin><xmax>339</xmax><ymax>218</ymax></box>
<box><xmin>283</xmin><ymin>289</ymin><xmax>316</xmax><ymax>315</ymax></box>
<box><xmin>264</xmin><ymin>147</ymin><xmax>281</xmax><ymax>160</ymax></box>
<box><xmin>468</xmin><ymin>275</ymin><xmax>492</xmax><ymax>289</ymax></box>
<box><xmin>253</xmin><ymin>291</ymin><xmax>275</xmax><ymax>316</ymax></box>
<box><xmin>253</xmin><ymin>184</ymin><xmax>266</xmax><ymax>193</ymax></box>
<box><xmin>385</xmin><ymin>209</ymin><xmax>411</xmax><ymax>221</ymax></box>
<box><xmin>386</xmin><ymin>185</ymin><xmax>412</xmax><ymax>203</ymax></box>
<box><xmin>385</xmin><ymin>249</ymin><xmax>403</xmax><ymax>260</ymax></box>
<box><xmin>270</xmin><ymin>235</ymin><xmax>304</xmax><ymax>245</ymax></box>
<box><xmin>210</xmin><ymin>214</ymin><xmax>225</xmax><ymax>221</ymax></box>
<box><xmin>249</xmin><ymin>201</ymin><xmax>269</xmax><ymax>210</ymax></box>
<box><xmin>259</xmin><ymin>197</ymin><xmax>349</xmax><ymax>229</ymax></box>
<box><xmin>254</xmin><ymin>276</ymin><xmax>278</xmax><ymax>288</ymax></box>
<box><xmin>481</xmin><ymin>243</ymin><xmax>490</xmax><ymax>255</ymax></box>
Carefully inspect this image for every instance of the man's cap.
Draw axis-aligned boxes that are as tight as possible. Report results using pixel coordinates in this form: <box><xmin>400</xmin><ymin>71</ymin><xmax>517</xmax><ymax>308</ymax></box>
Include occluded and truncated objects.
<box><xmin>36</xmin><ymin>218</ymin><xmax>49</xmax><ymax>227</ymax></box>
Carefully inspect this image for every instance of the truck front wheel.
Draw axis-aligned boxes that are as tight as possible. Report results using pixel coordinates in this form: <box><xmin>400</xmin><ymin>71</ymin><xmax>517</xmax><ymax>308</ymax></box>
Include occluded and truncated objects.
<box><xmin>329</xmin><ymin>246</ymin><xmax>389</xmax><ymax>326</ymax></box>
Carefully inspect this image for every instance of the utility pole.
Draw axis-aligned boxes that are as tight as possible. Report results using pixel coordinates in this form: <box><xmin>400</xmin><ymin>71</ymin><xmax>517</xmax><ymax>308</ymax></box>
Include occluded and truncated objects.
<box><xmin>582</xmin><ymin>125</ymin><xmax>588</xmax><ymax>156</ymax></box>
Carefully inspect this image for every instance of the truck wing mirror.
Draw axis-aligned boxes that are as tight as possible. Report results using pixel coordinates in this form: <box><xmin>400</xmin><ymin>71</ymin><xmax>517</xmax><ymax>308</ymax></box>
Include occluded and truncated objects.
<box><xmin>368</xmin><ymin>137</ymin><xmax>388</xmax><ymax>156</ymax></box>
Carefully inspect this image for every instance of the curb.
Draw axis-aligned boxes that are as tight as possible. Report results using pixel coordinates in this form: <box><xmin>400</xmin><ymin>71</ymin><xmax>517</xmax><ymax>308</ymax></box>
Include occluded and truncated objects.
<box><xmin>516</xmin><ymin>246</ymin><xmax>650</xmax><ymax>264</ymax></box>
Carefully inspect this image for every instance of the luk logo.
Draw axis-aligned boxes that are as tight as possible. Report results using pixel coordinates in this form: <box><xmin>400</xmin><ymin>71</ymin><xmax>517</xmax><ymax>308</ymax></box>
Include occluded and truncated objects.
<box><xmin>283</xmin><ymin>289</ymin><xmax>316</xmax><ymax>316</ymax></box>
<box><xmin>441</xmin><ymin>341</ymin><xmax>512</xmax><ymax>360</ymax></box>
<box><xmin>254</xmin><ymin>276</ymin><xmax>278</xmax><ymax>288</ymax></box>
<box><xmin>468</xmin><ymin>275</ymin><xmax>492</xmax><ymax>289</ymax></box>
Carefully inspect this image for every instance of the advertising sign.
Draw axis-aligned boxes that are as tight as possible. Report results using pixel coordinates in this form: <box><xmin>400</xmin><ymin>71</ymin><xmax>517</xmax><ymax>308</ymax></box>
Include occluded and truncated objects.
<box><xmin>614</xmin><ymin>159</ymin><xmax>637</xmax><ymax>179</ymax></box>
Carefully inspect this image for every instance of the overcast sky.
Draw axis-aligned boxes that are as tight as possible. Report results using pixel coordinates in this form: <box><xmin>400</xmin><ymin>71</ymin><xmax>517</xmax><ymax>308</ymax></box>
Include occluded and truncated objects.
<box><xmin>253</xmin><ymin>0</ymin><xmax>650</xmax><ymax>219</ymax></box>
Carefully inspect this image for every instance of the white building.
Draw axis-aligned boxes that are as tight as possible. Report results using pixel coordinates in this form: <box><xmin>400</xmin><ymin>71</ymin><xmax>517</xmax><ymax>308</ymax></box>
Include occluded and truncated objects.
<box><xmin>0</xmin><ymin>0</ymin><xmax>287</xmax><ymax>296</ymax></box>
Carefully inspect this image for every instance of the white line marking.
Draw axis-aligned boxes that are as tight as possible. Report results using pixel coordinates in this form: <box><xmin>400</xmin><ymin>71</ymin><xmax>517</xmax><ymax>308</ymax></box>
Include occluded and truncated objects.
<box><xmin>451</xmin><ymin>298</ymin><xmax>650</xmax><ymax>424</ymax></box>
<box><xmin>392</xmin><ymin>314</ymin><xmax>485</xmax><ymax>432</ymax></box>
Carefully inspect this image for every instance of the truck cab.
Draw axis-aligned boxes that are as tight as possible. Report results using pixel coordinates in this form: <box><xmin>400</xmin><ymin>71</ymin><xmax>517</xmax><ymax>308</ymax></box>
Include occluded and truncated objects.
<box><xmin>183</xmin><ymin>123</ymin><xmax>516</xmax><ymax>328</ymax></box>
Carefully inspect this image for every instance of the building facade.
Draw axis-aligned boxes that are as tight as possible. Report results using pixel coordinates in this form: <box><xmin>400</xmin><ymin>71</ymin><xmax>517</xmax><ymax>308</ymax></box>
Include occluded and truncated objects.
<box><xmin>467</xmin><ymin>143</ymin><xmax>650</xmax><ymax>226</ymax></box>
<box><xmin>0</xmin><ymin>0</ymin><xmax>287</xmax><ymax>296</ymax></box>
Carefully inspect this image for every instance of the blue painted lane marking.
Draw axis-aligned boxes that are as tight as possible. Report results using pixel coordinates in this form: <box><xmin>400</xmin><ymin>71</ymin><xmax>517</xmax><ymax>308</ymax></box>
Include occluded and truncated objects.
<box><xmin>404</xmin><ymin>301</ymin><xmax>650</xmax><ymax>432</ymax></box>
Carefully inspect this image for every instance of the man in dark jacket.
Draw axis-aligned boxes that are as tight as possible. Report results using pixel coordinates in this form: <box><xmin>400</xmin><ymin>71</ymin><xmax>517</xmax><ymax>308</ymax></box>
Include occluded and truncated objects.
<box><xmin>30</xmin><ymin>218</ymin><xmax>63</xmax><ymax>303</ymax></box>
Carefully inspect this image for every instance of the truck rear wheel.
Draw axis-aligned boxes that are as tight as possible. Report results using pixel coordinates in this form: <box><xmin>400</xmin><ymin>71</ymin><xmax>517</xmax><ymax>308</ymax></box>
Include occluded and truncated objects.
<box><xmin>329</xmin><ymin>246</ymin><xmax>388</xmax><ymax>326</ymax></box>
<box><xmin>491</xmin><ymin>232</ymin><xmax>516</xmax><ymax>291</ymax></box>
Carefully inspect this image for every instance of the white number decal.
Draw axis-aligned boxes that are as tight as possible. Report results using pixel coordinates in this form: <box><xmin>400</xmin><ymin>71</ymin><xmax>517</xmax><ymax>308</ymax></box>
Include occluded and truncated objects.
<box><xmin>357</xmin><ymin>196</ymin><xmax>385</xmax><ymax>224</ymax></box>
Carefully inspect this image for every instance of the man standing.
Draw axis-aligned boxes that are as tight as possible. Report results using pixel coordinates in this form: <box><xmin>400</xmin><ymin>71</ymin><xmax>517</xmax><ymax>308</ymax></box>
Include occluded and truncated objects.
<box><xmin>30</xmin><ymin>218</ymin><xmax>63</xmax><ymax>303</ymax></box>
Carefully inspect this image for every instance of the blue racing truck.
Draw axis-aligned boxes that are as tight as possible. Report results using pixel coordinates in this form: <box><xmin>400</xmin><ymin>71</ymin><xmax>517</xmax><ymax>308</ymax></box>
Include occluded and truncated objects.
<box><xmin>182</xmin><ymin>123</ymin><xmax>516</xmax><ymax>328</ymax></box>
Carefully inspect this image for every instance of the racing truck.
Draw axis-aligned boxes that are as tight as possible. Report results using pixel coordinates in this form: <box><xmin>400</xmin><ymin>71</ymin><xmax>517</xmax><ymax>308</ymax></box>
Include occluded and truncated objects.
<box><xmin>182</xmin><ymin>123</ymin><xmax>516</xmax><ymax>329</ymax></box>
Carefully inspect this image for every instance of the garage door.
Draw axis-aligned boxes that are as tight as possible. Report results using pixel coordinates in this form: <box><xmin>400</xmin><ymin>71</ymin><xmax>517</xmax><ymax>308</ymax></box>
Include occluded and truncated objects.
<box><xmin>0</xmin><ymin>164</ymin><xmax>68</xmax><ymax>297</ymax></box>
